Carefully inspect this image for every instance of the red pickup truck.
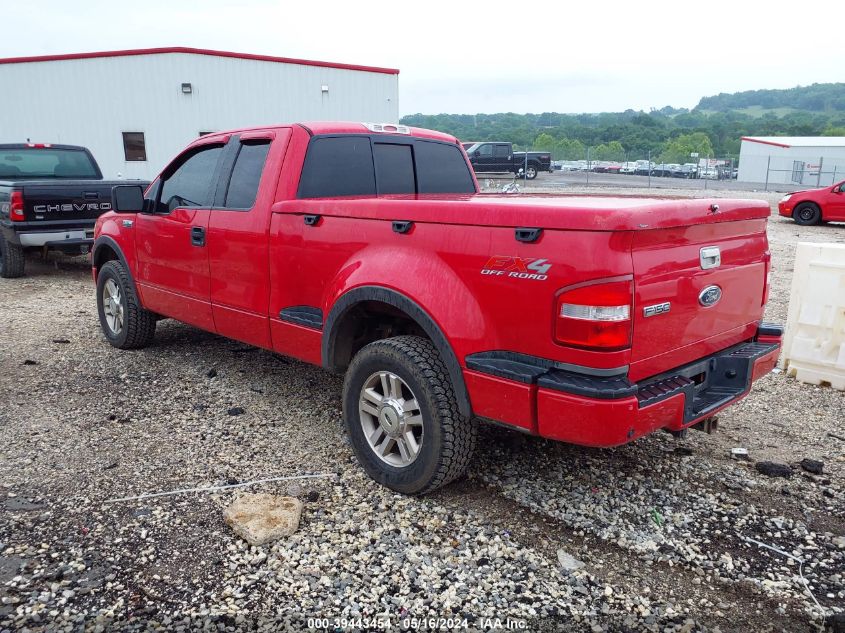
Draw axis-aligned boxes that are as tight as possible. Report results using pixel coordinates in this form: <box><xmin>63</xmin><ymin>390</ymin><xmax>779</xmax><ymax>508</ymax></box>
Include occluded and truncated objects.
<box><xmin>92</xmin><ymin>122</ymin><xmax>782</xmax><ymax>494</ymax></box>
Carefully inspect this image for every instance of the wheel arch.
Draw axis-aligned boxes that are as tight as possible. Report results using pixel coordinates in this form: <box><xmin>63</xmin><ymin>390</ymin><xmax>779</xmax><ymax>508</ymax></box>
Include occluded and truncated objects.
<box><xmin>92</xmin><ymin>236</ymin><xmax>140</xmax><ymax>298</ymax></box>
<box><xmin>322</xmin><ymin>286</ymin><xmax>472</xmax><ymax>418</ymax></box>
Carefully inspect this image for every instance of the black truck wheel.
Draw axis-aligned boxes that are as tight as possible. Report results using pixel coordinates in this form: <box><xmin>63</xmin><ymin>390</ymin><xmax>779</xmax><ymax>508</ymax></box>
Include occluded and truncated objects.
<box><xmin>524</xmin><ymin>164</ymin><xmax>538</xmax><ymax>180</ymax></box>
<box><xmin>0</xmin><ymin>236</ymin><xmax>25</xmax><ymax>278</ymax></box>
<box><xmin>342</xmin><ymin>336</ymin><xmax>477</xmax><ymax>495</ymax></box>
<box><xmin>96</xmin><ymin>260</ymin><xmax>156</xmax><ymax>349</ymax></box>
<box><xmin>793</xmin><ymin>203</ymin><xmax>821</xmax><ymax>226</ymax></box>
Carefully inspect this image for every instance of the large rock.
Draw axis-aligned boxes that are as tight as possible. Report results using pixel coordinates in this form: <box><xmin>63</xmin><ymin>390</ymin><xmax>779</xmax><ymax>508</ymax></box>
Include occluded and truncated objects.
<box><xmin>223</xmin><ymin>494</ymin><xmax>303</xmax><ymax>545</ymax></box>
<box><xmin>755</xmin><ymin>461</ymin><xmax>792</xmax><ymax>478</ymax></box>
<box><xmin>557</xmin><ymin>549</ymin><xmax>585</xmax><ymax>573</ymax></box>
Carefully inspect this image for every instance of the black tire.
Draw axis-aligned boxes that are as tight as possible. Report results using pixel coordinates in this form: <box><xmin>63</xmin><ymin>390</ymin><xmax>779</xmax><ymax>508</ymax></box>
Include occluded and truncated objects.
<box><xmin>342</xmin><ymin>335</ymin><xmax>477</xmax><ymax>495</ymax></box>
<box><xmin>0</xmin><ymin>236</ymin><xmax>25</xmax><ymax>278</ymax></box>
<box><xmin>793</xmin><ymin>202</ymin><xmax>821</xmax><ymax>226</ymax></box>
<box><xmin>96</xmin><ymin>260</ymin><xmax>156</xmax><ymax>349</ymax></box>
<box><xmin>524</xmin><ymin>164</ymin><xmax>538</xmax><ymax>180</ymax></box>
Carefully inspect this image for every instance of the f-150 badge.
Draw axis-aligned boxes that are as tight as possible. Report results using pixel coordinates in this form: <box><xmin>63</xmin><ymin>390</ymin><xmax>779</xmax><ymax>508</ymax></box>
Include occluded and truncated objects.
<box><xmin>481</xmin><ymin>256</ymin><xmax>551</xmax><ymax>281</ymax></box>
<box><xmin>643</xmin><ymin>302</ymin><xmax>671</xmax><ymax>317</ymax></box>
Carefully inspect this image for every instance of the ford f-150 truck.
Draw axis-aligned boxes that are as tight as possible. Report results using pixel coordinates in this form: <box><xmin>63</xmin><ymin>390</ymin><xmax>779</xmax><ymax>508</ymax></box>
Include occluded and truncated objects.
<box><xmin>92</xmin><ymin>122</ymin><xmax>782</xmax><ymax>495</ymax></box>
<box><xmin>464</xmin><ymin>142</ymin><xmax>552</xmax><ymax>180</ymax></box>
<box><xmin>0</xmin><ymin>143</ymin><xmax>146</xmax><ymax>278</ymax></box>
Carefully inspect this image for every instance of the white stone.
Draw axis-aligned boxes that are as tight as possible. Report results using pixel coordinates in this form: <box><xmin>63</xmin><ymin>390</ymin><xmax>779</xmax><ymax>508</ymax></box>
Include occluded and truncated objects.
<box><xmin>223</xmin><ymin>494</ymin><xmax>303</xmax><ymax>546</ymax></box>
<box><xmin>556</xmin><ymin>549</ymin><xmax>585</xmax><ymax>573</ymax></box>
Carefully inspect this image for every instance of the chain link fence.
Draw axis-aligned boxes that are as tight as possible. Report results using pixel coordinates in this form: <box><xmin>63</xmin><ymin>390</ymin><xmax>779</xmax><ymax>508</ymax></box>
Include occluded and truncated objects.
<box><xmin>739</xmin><ymin>154</ymin><xmax>845</xmax><ymax>191</ymax></box>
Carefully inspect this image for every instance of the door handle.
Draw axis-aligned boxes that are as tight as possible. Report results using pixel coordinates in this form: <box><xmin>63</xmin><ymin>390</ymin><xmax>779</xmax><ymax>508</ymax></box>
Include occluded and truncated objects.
<box><xmin>190</xmin><ymin>225</ymin><xmax>206</xmax><ymax>247</ymax></box>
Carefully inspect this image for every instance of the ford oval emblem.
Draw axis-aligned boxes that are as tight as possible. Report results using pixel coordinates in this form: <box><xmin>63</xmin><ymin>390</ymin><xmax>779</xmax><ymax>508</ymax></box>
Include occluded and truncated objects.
<box><xmin>699</xmin><ymin>285</ymin><xmax>722</xmax><ymax>307</ymax></box>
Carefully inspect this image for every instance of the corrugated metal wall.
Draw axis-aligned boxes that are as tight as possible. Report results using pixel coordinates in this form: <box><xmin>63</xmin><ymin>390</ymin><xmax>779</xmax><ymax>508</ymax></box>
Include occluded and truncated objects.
<box><xmin>0</xmin><ymin>53</ymin><xmax>399</xmax><ymax>179</ymax></box>
<box><xmin>739</xmin><ymin>142</ymin><xmax>845</xmax><ymax>186</ymax></box>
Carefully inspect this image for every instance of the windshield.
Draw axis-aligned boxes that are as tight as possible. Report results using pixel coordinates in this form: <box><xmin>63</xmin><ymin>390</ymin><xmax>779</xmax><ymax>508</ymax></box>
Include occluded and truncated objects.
<box><xmin>0</xmin><ymin>147</ymin><xmax>100</xmax><ymax>179</ymax></box>
<box><xmin>464</xmin><ymin>143</ymin><xmax>481</xmax><ymax>153</ymax></box>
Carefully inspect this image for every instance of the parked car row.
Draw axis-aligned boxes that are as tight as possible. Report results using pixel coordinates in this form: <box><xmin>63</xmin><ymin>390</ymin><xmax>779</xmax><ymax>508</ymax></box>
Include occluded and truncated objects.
<box><xmin>551</xmin><ymin>160</ymin><xmax>739</xmax><ymax>180</ymax></box>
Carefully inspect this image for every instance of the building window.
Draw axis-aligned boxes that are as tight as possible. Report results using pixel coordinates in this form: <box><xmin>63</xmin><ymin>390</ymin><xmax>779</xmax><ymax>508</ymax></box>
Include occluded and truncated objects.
<box><xmin>122</xmin><ymin>132</ymin><xmax>147</xmax><ymax>161</ymax></box>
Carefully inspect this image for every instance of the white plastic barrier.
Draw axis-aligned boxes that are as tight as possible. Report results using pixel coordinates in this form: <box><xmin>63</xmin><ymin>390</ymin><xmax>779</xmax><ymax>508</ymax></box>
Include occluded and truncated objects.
<box><xmin>780</xmin><ymin>242</ymin><xmax>845</xmax><ymax>390</ymax></box>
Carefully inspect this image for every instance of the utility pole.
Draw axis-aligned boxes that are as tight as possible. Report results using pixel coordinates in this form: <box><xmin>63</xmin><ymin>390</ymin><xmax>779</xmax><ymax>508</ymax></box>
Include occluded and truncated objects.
<box><xmin>586</xmin><ymin>147</ymin><xmax>591</xmax><ymax>186</ymax></box>
<box><xmin>764</xmin><ymin>156</ymin><xmax>771</xmax><ymax>191</ymax></box>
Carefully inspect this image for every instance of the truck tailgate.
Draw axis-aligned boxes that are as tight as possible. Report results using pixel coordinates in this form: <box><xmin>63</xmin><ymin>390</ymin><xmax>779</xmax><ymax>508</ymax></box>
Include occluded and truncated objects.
<box><xmin>629</xmin><ymin>218</ymin><xmax>768</xmax><ymax>381</ymax></box>
<box><xmin>21</xmin><ymin>181</ymin><xmax>116</xmax><ymax>222</ymax></box>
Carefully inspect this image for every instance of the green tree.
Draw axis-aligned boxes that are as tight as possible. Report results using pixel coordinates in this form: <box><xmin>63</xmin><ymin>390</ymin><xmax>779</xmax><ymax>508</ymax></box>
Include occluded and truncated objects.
<box><xmin>659</xmin><ymin>132</ymin><xmax>714</xmax><ymax>163</ymax></box>
<box><xmin>592</xmin><ymin>141</ymin><xmax>625</xmax><ymax>161</ymax></box>
<box><xmin>822</xmin><ymin>125</ymin><xmax>845</xmax><ymax>136</ymax></box>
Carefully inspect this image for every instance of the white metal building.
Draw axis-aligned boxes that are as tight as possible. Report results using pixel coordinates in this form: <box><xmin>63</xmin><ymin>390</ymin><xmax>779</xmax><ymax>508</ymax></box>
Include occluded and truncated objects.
<box><xmin>0</xmin><ymin>47</ymin><xmax>400</xmax><ymax>179</ymax></box>
<box><xmin>738</xmin><ymin>136</ymin><xmax>845</xmax><ymax>187</ymax></box>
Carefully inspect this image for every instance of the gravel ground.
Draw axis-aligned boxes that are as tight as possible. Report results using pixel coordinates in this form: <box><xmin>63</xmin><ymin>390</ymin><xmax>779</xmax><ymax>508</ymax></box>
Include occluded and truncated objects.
<box><xmin>1</xmin><ymin>190</ymin><xmax>843</xmax><ymax>632</ymax></box>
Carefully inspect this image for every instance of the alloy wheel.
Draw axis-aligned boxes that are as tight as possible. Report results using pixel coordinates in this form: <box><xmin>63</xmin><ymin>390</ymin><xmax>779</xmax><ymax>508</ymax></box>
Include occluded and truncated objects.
<box><xmin>358</xmin><ymin>371</ymin><xmax>424</xmax><ymax>467</ymax></box>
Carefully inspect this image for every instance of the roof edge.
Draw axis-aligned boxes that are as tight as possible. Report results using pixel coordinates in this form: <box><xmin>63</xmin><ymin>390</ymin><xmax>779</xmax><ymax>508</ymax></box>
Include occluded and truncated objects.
<box><xmin>740</xmin><ymin>136</ymin><xmax>791</xmax><ymax>149</ymax></box>
<box><xmin>0</xmin><ymin>46</ymin><xmax>400</xmax><ymax>75</ymax></box>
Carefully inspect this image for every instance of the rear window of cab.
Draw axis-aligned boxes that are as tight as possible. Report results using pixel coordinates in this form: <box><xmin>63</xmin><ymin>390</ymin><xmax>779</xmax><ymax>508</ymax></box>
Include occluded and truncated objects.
<box><xmin>297</xmin><ymin>135</ymin><xmax>476</xmax><ymax>198</ymax></box>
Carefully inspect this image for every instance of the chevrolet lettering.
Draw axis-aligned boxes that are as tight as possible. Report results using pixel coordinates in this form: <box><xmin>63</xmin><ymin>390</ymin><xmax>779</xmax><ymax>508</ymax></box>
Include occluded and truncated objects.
<box><xmin>34</xmin><ymin>202</ymin><xmax>112</xmax><ymax>213</ymax></box>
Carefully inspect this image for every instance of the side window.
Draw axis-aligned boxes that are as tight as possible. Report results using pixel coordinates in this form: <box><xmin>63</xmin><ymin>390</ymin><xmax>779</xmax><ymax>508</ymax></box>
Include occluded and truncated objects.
<box><xmin>477</xmin><ymin>144</ymin><xmax>493</xmax><ymax>157</ymax></box>
<box><xmin>493</xmin><ymin>144</ymin><xmax>510</xmax><ymax>158</ymax></box>
<box><xmin>159</xmin><ymin>145</ymin><xmax>224</xmax><ymax>212</ymax></box>
<box><xmin>298</xmin><ymin>136</ymin><xmax>375</xmax><ymax>198</ymax></box>
<box><xmin>415</xmin><ymin>141</ymin><xmax>477</xmax><ymax>194</ymax></box>
<box><xmin>373</xmin><ymin>143</ymin><xmax>415</xmax><ymax>194</ymax></box>
<box><xmin>223</xmin><ymin>141</ymin><xmax>271</xmax><ymax>209</ymax></box>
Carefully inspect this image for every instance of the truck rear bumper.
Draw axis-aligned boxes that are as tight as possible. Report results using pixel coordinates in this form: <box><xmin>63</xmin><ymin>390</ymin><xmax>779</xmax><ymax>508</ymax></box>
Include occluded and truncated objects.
<box><xmin>18</xmin><ymin>230</ymin><xmax>93</xmax><ymax>247</ymax></box>
<box><xmin>2</xmin><ymin>220</ymin><xmax>96</xmax><ymax>248</ymax></box>
<box><xmin>465</xmin><ymin>323</ymin><xmax>782</xmax><ymax>447</ymax></box>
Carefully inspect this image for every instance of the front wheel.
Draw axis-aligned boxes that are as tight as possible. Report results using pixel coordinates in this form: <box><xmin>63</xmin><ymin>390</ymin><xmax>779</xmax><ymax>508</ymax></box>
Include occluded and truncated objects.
<box><xmin>793</xmin><ymin>203</ymin><xmax>821</xmax><ymax>226</ymax></box>
<box><xmin>96</xmin><ymin>260</ymin><xmax>156</xmax><ymax>349</ymax></box>
<box><xmin>342</xmin><ymin>336</ymin><xmax>477</xmax><ymax>495</ymax></box>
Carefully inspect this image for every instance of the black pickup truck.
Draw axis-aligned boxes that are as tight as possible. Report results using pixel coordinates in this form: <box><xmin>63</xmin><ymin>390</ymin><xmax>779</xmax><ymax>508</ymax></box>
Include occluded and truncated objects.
<box><xmin>0</xmin><ymin>144</ymin><xmax>145</xmax><ymax>278</ymax></box>
<box><xmin>464</xmin><ymin>142</ymin><xmax>552</xmax><ymax>180</ymax></box>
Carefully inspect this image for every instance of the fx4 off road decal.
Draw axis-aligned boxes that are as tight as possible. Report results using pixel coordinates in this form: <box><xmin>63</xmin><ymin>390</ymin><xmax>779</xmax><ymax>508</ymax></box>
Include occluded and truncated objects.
<box><xmin>481</xmin><ymin>256</ymin><xmax>551</xmax><ymax>281</ymax></box>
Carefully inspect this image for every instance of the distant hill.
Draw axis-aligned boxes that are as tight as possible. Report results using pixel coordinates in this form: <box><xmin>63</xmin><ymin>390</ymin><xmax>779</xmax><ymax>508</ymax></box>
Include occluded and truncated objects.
<box><xmin>400</xmin><ymin>83</ymin><xmax>845</xmax><ymax>161</ymax></box>
<box><xmin>695</xmin><ymin>83</ymin><xmax>845</xmax><ymax>114</ymax></box>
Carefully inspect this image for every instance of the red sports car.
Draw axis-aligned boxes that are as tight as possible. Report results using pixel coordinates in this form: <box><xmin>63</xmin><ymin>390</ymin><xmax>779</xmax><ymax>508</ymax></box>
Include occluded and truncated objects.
<box><xmin>778</xmin><ymin>180</ymin><xmax>845</xmax><ymax>225</ymax></box>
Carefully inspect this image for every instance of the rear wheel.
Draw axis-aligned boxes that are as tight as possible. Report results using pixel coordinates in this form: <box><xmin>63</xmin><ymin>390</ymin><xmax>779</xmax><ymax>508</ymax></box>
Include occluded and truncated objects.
<box><xmin>793</xmin><ymin>202</ymin><xmax>821</xmax><ymax>225</ymax></box>
<box><xmin>524</xmin><ymin>165</ymin><xmax>538</xmax><ymax>180</ymax></box>
<box><xmin>96</xmin><ymin>260</ymin><xmax>156</xmax><ymax>349</ymax></box>
<box><xmin>342</xmin><ymin>336</ymin><xmax>477</xmax><ymax>495</ymax></box>
<box><xmin>0</xmin><ymin>236</ymin><xmax>25</xmax><ymax>278</ymax></box>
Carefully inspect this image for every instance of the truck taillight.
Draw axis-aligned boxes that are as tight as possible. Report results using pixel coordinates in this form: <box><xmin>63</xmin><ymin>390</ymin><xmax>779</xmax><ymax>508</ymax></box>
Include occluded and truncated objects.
<box><xmin>9</xmin><ymin>191</ymin><xmax>25</xmax><ymax>222</ymax></box>
<box><xmin>762</xmin><ymin>251</ymin><xmax>771</xmax><ymax>306</ymax></box>
<box><xmin>554</xmin><ymin>278</ymin><xmax>633</xmax><ymax>350</ymax></box>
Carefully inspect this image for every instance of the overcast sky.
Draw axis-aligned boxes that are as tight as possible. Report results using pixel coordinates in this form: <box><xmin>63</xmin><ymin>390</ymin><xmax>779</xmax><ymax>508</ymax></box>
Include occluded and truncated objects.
<box><xmin>5</xmin><ymin>1</ymin><xmax>843</xmax><ymax>116</ymax></box>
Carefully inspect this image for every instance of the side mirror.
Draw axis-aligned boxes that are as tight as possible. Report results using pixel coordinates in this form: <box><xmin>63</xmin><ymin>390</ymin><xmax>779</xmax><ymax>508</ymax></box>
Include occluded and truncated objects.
<box><xmin>112</xmin><ymin>185</ymin><xmax>145</xmax><ymax>213</ymax></box>
<box><xmin>473</xmin><ymin>150</ymin><xmax>480</xmax><ymax>158</ymax></box>
<box><xmin>834</xmin><ymin>185</ymin><xmax>842</xmax><ymax>193</ymax></box>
